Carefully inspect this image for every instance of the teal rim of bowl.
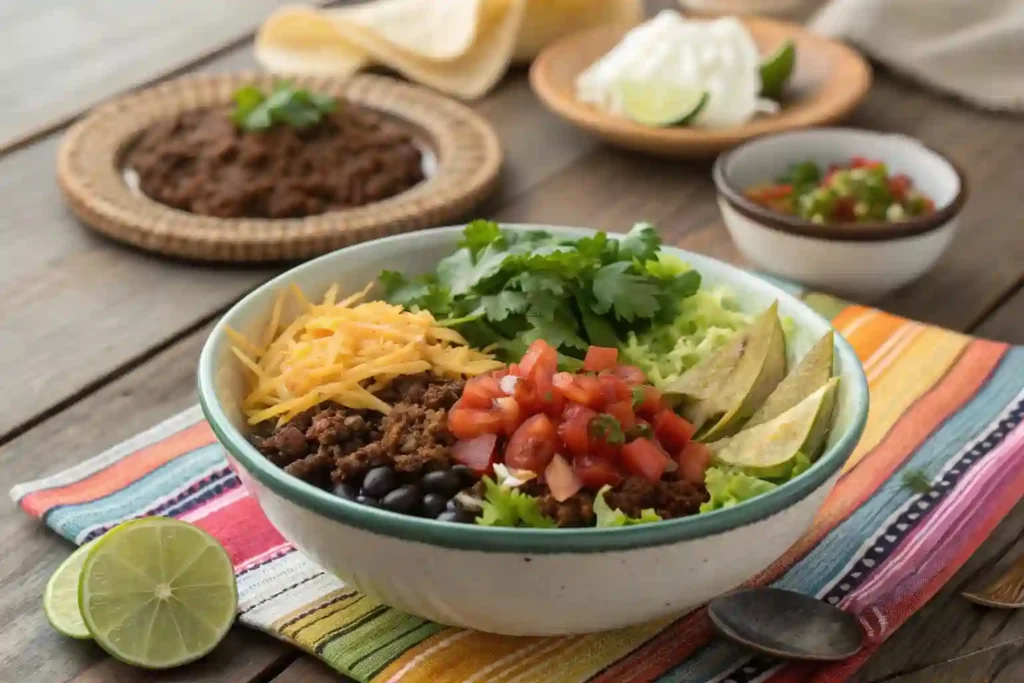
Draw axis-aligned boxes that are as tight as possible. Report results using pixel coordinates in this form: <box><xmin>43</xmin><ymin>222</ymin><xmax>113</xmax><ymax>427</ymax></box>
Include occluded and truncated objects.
<box><xmin>198</xmin><ymin>225</ymin><xmax>870</xmax><ymax>555</ymax></box>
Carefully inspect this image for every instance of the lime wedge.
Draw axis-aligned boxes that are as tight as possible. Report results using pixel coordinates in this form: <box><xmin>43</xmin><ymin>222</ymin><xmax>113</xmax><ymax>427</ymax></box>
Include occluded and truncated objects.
<box><xmin>44</xmin><ymin>540</ymin><xmax>96</xmax><ymax>639</ymax></box>
<box><xmin>620</xmin><ymin>81</ymin><xmax>709</xmax><ymax>127</ymax></box>
<box><xmin>709</xmin><ymin>377</ymin><xmax>839</xmax><ymax>478</ymax></box>
<box><xmin>78</xmin><ymin>518</ymin><xmax>238</xmax><ymax>669</ymax></box>
<box><xmin>747</xmin><ymin>331</ymin><xmax>834</xmax><ymax>428</ymax></box>
<box><xmin>760</xmin><ymin>40</ymin><xmax>796</xmax><ymax>100</ymax></box>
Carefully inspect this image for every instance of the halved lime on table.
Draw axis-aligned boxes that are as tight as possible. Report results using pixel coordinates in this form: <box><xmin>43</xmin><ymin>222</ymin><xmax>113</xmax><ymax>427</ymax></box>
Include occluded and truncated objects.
<box><xmin>44</xmin><ymin>540</ymin><xmax>96</xmax><ymax>639</ymax></box>
<box><xmin>45</xmin><ymin>518</ymin><xmax>238</xmax><ymax>670</ymax></box>
<box><xmin>619</xmin><ymin>81</ymin><xmax>709</xmax><ymax>127</ymax></box>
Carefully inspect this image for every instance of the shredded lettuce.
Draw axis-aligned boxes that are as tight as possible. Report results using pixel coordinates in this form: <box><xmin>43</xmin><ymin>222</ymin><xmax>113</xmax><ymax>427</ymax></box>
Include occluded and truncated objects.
<box><xmin>621</xmin><ymin>287</ymin><xmax>752</xmax><ymax>388</ymax></box>
<box><xmin>476</xmin><ymin>476</ymin><xmax>556</xmax><ymax>528</ymax></box>
<box><xmin>700</xmin><ymin>467</ymin><xmax>778</xmax><ymax>513</ymax></box>
<box><xmin>594</xmin><ymin>486</ymin><xmax>662</xmax><ymax>527</ymax></box>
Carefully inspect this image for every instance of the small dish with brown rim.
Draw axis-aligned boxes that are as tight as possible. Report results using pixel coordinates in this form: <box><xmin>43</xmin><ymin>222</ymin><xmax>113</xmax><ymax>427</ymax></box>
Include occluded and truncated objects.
<box><xmin>529</xmin><ymin>14</ymin><xmax>872</xmax><ymax>158</ymax></box>
<box><xmin>58</xmin><ymin>73</ymin><xmax>502</xmax><ymax>263</ymax></box>
<box><xmin>713</xmin><ymin>127</ymin><xmax>967</xmax><ymax>299</ymax></box>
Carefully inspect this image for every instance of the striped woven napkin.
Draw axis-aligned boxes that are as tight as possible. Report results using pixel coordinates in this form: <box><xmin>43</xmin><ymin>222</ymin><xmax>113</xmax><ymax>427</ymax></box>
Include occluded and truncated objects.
<box><xmin>11</xmin><ymin>289</ymin><xmax>1024</xmax><ymax>683</ymax></box>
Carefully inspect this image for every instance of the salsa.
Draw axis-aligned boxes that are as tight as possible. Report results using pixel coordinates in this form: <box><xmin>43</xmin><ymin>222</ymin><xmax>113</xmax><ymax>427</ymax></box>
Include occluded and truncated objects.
<box><xmin>745</xmin><ymin>157</ymin><xmax>935</xmax><ymax>224</ymax></box>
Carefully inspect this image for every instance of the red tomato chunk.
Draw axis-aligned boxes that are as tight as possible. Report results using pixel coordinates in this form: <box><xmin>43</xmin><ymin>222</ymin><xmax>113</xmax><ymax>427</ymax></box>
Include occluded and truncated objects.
<box><xmin>583</xmin><ymin>346</ymin><xmax>618</xmax><ymax>372</ymax></box>
<box><xmin>505</xmin><ymin>414</ymin><xmax>559</xmax><ymax>472</ymax></box>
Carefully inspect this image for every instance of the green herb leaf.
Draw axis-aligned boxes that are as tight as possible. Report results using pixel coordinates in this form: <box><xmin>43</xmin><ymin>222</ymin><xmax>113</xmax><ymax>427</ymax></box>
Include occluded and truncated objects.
<box><xmin>458</xmin><ymin>220</ymin><xmax>504</xmax><ymax>255</ymax></box>
<box><xmin>617</xmin><ymin>222</ymin><xmax>661</xmax><ymax>262</ymax></box>
<box><xmin>379</xmin><ymin>271</ymin><xmax>451</xmax><ymax>315</ymax></box>
<box><xmin>590</xmin><ymin>414</ymin><xmax>625</xmax><ymax>445</ymax></box>
<box><xmin>479</xmin><ymin>291</ymin><xmax>529</xmax><ymax>322</ymax></box>
<box><xmin>232</xmin><ymin>82</ymin><xmax>336</xmax><ymax>132</ymax></box>
<box><xmin>523</xmin><ymin>311</ymin><xmax>588</xmax><ymax>352</ymax></box>
<box><xmin>476</xmin><ymin>477</ymin><xmax>556</xmax><ymax>528</ymax></box>
<box><xmin>591</xmin><ymin>262</ymin><xmax>661</xmax><ymax>322</ymax></box>
<box><xmin>901</xmin><ymin>468</ymin><xmax>932</xmax><ymax>494</ymax></box>
<box><xmin>627</xmin><ymin>422</ymin><xmax>653</xmax><ymax>440</ymax></box>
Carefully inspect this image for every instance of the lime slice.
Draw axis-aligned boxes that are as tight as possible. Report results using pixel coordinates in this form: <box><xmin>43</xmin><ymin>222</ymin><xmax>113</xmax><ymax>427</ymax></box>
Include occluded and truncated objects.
<box><xmin>78</xmin><ymin>518</ymin><xmax>238</xmax><ymax>669</ymax></box>
<box><xmin>709</xmin><ymin>377</ymin><xmax>839</xmax><ymax>478</ymax></box>
<box><xmin>747</xmin><ymin>330</ymin><xmax>834</xmax><ymax>428</ymax></box>
<box><xmin>620</xmin><ymin>81</ymin><xmax>709</xmax><ymax>127</ymax></box>
<box><xmin>44</xmin><ymin>540</ymin><xmax>96</xmax><ymax>639</ymax></box>
<box><xmin>760</xmin><ymin>39</ymin><xmax>796</xmax><ymax>100</ymax></box>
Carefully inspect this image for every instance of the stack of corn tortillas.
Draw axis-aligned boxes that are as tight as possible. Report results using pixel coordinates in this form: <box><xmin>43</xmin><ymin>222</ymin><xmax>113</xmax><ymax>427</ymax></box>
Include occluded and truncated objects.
<box><xmin>256</xmin><ymin>0</ymin><xmax>643</xmax><ymax>99</ymax></box>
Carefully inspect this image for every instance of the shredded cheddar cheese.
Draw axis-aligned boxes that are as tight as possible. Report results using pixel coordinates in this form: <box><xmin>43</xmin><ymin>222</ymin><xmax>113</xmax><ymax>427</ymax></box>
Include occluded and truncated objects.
<box><xmin>230</xmin><ymin>282</ymin><xmax>503</xmax><ymax>426</ymax></box>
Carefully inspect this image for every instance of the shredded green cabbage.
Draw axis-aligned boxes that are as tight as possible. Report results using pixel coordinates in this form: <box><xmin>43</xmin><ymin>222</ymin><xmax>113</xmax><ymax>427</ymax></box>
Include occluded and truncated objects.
<box><xmin>621</xmin><ymin>286</ymin><xmax>752</xmax><ymax>388</ymax></box>
<box><xmin>593</xmin><ymin>486</ymin><xmax>662</xmax><ymax>527</ymax></box>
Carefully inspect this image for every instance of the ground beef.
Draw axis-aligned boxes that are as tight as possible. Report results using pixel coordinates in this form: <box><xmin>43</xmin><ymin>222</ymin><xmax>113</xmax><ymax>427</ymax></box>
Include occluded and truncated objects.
<box><xmin>253</xmin><ymin>375</ymin><xmax>463</xmax><ymax>489</ymax></box>
<box><xmin>125</xmin><ymin>103</ymin><xmax>424</xmax><ymax>219</ymax></box>
<box><xmin>604</xmin><ymin>476</ymin><xmax>709</xmax><ymax>520</ymax></box>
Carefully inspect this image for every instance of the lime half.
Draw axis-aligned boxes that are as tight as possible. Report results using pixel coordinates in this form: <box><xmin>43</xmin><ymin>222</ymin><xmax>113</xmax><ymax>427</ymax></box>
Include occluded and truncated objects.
<box><xmin>760</xmin><ymin>40</ymin><xmax>796</xmax><ymax>100</ymax></box>
<box><xmin>44</xmin><ymin>541</ymin><xmax>96</xmax><ymax>639</ymax></box>
<box><xmin>620</xmin><ymin>81</ymin><xmax>709</xmax><ymax>127</ymax></box>
<box><xmin>78</xmin><ymin>518</ymin><xmax>238</xmax><ymax>669</ymax></box>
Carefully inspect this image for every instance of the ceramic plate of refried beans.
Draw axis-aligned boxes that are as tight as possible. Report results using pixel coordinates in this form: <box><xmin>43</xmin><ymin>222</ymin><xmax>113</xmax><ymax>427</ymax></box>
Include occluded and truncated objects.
<box><xmin>57</xmin><ymin>72</ymin><xmax>502</xmax><ymax>262</ymax></box>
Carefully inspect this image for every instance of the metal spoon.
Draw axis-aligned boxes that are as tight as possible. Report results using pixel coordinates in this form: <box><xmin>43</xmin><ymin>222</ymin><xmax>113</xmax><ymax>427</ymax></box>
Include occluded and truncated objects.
<box><xmin>707</xmin><ymin>588</ymin><xmax>865</xmax><ymax>662</ymax></box>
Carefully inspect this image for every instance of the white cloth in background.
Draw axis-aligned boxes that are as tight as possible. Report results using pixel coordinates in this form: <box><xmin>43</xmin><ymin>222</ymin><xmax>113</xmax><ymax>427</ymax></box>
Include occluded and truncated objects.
<box><xmin>809</xmin><ymin>0</ymin><xmax>1024</xmax><ymax>112</ymax></box>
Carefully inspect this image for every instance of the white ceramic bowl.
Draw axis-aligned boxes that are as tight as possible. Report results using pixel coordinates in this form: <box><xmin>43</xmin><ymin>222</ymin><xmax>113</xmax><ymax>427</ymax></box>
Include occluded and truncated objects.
<box><xmin>714</xmin><ymin>128</ymin><xmax>967</xmax><ymax>300</ymax></box>
<box><xmin>198</xmin><ymin>225</ymin><xmax>869</xmax><ymax>636</ymax></box>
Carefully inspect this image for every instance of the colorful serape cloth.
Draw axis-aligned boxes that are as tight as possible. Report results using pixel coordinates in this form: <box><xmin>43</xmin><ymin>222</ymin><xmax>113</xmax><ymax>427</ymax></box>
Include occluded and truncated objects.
<box><xmin>11</xmin><ymin>291</ymin><xmax>1024</xmax><ymax>683</ymax></box>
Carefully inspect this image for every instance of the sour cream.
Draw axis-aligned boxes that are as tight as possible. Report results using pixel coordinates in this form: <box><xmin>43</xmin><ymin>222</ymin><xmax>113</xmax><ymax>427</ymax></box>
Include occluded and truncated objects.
<box><xmin>576</xmin><ymin>11</ymin><xmax>766</xmax><ymax>128</ymax></box>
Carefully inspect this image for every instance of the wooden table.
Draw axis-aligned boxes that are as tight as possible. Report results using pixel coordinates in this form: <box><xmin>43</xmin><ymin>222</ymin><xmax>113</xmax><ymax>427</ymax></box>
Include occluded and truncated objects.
<box><xmin>1</xmin><ymin>2</ymin><xmax>1022</xmax><ymax>682</ymax></box>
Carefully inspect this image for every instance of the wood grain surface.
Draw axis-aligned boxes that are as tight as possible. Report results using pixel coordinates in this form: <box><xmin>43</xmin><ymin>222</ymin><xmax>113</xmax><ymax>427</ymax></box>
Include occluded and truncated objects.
<box><xmin>0</xmin><ymin>0</ymin><xmax>1021</xmax><ymax>681</ymax></box>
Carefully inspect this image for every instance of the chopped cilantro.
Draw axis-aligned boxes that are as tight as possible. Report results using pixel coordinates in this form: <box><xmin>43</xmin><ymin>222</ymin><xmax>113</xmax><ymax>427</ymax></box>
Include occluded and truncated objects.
<box><xmin>901</xmin><ymin>468</ymin><xmax>932</xmax><ymax>494</ymax></box>
<box><xmin>378</xmin><ymin>220</ymin><xmax>701</xmax><ymax>360</ymax></box>
<box><xmin>590</xmin><ymin>414</ymin><xmax>625</xmax><ymax>445</ymax></box>
<box><xmin>232</xmin><ymin>82</ymin><xmax>335</xmax><ymax>132</ymax></box>
<box><xmin>627</xmin><ymin>422</ymin><xmax>653</xmax><ymax>440</ymax></box>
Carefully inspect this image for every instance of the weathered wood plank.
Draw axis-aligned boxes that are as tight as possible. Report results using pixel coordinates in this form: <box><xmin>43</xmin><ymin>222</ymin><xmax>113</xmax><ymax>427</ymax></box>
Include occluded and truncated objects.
<box><xmin>973</xmin><ymin>287</ymin><xmax>1024</xmax><ymax>345</ymax></box>
<box><xmin>0</xmin><ymin>0</ymin><xmax>299</xmax><ymax>153</ymax></box>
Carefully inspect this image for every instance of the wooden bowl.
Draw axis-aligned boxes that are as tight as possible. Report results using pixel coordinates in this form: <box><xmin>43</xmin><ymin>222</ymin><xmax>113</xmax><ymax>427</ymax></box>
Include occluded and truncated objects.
<box><xmin>57</xmin><ymin>73</ymin><xmax>502</xmax><ymax>263</ymax></box>
<box><xmin>529</xmin><ymin>17</ymin><xmax>872</xmax><ymax>158</ymax></box>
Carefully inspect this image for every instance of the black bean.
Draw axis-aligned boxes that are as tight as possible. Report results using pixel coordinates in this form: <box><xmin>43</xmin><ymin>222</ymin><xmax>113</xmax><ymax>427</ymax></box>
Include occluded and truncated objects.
<box><xmin>380</xmin><ymin>485</ymin><xmax>420</xmax><ymax>514</ymax></box>
<box><xmin>437</xmin><ymin>507</ymin><xmax>477</xmax><ymax>524</ymax></box>
<box><xmin>445</xmin><ymin>498</ymin><xmax>459</xmax><ymax>511</ymax></box>
<box><xmin>451</xmin><ymin>464</ymin><xmax>475</xmax><ymax>484</ymax></box>
<box><xmin>361</xmin><ymin>467</ymin><xmax>396</xmax><ymax>498</ymax></box>
<box><xmin>356</xmin><ymin>495</ymin><xmax>380</xmax><ymax>509</ymax></box>
<box><xmin>453</xmin><ymin>507</ymin><xmax>478</xmax><ymax>523</ymax></box>
<box><xmin>453</xmin><ymin>491</ymin><xmax>484</xmax><ymax>514</ymax></box>
<box><xmin>420</xmin><ymin>492</ymin><xmax>449</xmax><ymax>519</ymax></box>
<box><xmin>422</xmin><ymin>470</ymin><xmax>462</xmax><ymax>496</ymax></box>
<box><xmin>332</xmin><ymin>483</ymin><xmax>359</xmax><ymax>500</ymax></box>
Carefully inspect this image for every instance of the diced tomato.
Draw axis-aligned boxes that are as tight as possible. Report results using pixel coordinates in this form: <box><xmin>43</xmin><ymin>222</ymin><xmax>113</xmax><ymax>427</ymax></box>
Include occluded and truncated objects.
<box><xmin>748</xmin><ymin>184</ymin><xmax>794</xmax><ymax>202</ymax></box>
<box><xmin>583</xmin><ymin>346</ymin><xmax>619</xmax><ymax>373</ymax></box>
<box><xmin>558</xmin><ymin>403</ymin><xmax>597</xmax><ymax>457</ymax></box>
<box><xmin>620</xmin><ymin>438</ymin><xmax>669</xmax><ymax>483</ymax></box>
<box><xmin>492</xmin><ymin>368</ymin><xmax>509</xmax><ymax>381</ymax></box>
<box><xmin>505</xmin><ymin>414</ymin><xmax>559</xmax><ymax>473</ymax></box>
<box><xmin>633</xmin><ymin>385</ymin><xmax>663</xmax><ymax>417</ymax></box>
<box><xmin>599</xmin><ymin>374</ymin><xmax>631</xmax><ymax>404</ymax></box>
<box><xmin>834</xmin><ymin>196</ymin><xmax>856</xmax><ymax>221</ymax></box>
<box><xmin>556</xmin><ymin>374</ymin><xmax>603</xmax><ymax>409</ymax></box>
<box><xmin>653</xmin><ymin>409</ymin><xmax>695</xmax><ymax>451</ymax></box>
<box><xmin>888</xmin><ymin>173</ymin><xmax>912</xmax><ymax>201</ymax></box>
<box><xmin>452</xmin><ymin>434</ymin><xmax>498</xmax><ymax>476</ymax></box>
<box><xmin>461</xmin><ymin>374</ymin><xmax>505</xmax><ymax>409</ymax></box>
<box><xmin>494</xmin><ymin>397</ymin><xmax>521</xmax><ymax>436</ymax></box>
<box><xmin>573</xmin><ymin>453</ymin><xmax>624</xmax><ymax>489</ymax></box>
<box><xmin>519</xmin><ymin>339</ymin><xmax>557</xmax><ymax>381</ymax></box>
<box><xmin>605</xmin><ymin>399</ymin><xmax>636</xmax><ymax>433</ymax></box>
<box><xmin>849</xmin><ymin>156</ymin><xmax>870</xmax><ymax>168</ymax></box>
<box><xmin>448</xmin><ymin>406</ymin><xmax>504</xmax><ymax>440</ymax></box>
<box><xmin>613</xmin><ymin>364</ymin><xmax>647</xmax><ymax>385</ymax></box>
<box><xmin>513</xmin><ymin>378</ymin><xmax>543</xmax><ymax>416</ymax></box>
<box><xmin>545</xmin><ymin>454</ymin><xmax>583</xmax><ymax>502</ymax></box>
<box><xmin>508</xmin><ymin>363</ymin><xmax>522</xmax><ymax>377</ymax></box>
<box><xmin>676</xmin><ymin>441</ymin><xmax>711</xmax><ymax>485</ymax></box>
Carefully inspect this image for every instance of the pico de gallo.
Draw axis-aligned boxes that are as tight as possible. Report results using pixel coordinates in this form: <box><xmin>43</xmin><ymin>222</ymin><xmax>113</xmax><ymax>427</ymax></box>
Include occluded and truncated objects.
<box><xmin>745</xmin><ymin>157</ymin><xmax>936</xmax><ymax>224</ymax></box>
<box><xmin>448</xmin><ymin>340</ymin><xmax>712</xmax><ymax>517</ymax></box>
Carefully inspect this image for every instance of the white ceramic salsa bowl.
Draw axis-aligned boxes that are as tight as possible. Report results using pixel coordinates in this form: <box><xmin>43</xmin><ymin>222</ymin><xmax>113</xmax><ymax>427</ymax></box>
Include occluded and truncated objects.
<box><xmin>198</xmin><ymin>224</ymin><xmax>869</xmax><ymax>636</ymax></box>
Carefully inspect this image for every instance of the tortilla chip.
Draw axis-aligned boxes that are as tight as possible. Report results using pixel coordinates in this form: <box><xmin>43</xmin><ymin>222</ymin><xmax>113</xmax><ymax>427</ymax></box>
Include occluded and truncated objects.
<box><xmin>513</xmin><ymin>0</ymin><xmax>644</xmax><ymax>62</ymax></box>
<box><xmin>255</xmin><ymin>5</ymin><xmax>368</xmax><ymax>77</ymax></box>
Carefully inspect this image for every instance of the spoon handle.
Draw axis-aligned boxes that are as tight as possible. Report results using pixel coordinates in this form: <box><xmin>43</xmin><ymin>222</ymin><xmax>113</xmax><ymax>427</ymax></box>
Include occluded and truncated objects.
<box><xmin>962</xmin><ymin>553</ymin><xmax>1024</xmax><ymax>609</ymax></box>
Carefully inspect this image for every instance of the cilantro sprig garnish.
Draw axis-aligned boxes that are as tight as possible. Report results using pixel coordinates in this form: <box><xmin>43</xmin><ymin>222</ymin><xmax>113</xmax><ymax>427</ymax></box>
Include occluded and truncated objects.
<box><xmin>231</xmin><ymin>82</ymin><xmax>336</xmax><ymax>132</ymax></box>
<box><xmin>381</xmin><ymin>220</ymin><xmax>701</xmax><ymax>363</ymax></box>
